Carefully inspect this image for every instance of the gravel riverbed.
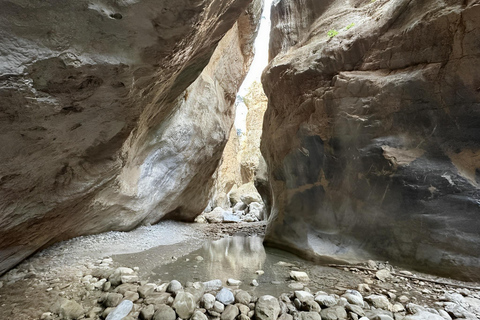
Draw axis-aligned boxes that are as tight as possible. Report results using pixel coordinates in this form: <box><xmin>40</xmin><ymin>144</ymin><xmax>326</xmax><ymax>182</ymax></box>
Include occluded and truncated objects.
<box><xmin>0</xmin><ymin>221</ymin><xmax>479</xmax><ymax>320</ymax></box>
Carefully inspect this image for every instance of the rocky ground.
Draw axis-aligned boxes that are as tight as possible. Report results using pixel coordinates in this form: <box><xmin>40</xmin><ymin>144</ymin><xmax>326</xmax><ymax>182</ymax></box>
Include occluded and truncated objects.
<box><xmin>0</xmin><ymin>221</ymin><xmax>479</xmax><ymax>320</ymax></box>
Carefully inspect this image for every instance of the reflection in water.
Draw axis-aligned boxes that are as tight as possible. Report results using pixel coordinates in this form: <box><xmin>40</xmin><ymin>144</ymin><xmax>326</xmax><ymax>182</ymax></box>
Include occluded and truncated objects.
<box><xmin>114</xmin><ymin>235</ymin><xmax>363</xmax><ymax>297</ymax></box>
<box><xmin>202</xmin><ymin>236</ymin><xmax>266</xmax><ymax>278</ymax></box>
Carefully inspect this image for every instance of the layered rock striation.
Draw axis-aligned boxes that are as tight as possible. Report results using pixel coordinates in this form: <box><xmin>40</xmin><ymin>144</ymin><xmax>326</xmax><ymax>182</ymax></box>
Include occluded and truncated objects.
<box><xmin>261</xmin><ymin>0</ymin><xmax>480</xmax><ymax>280</ymax></box>
<box><xmin>0</xmin><ymin>0</ymin><xmax>262</xmax><ymax>274</ymax></box>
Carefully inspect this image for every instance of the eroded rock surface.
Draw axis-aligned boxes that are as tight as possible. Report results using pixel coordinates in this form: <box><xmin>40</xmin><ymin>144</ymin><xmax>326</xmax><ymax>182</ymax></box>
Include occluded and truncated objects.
<box><xmin>262</xmin><ymin>0</ymin><xmax>480</xmax><ymax>280</ymax></box>
<box><xmin>0</xmin><ymin>0</ymin><xmax>262</xmax><ymax>275</ymax></box>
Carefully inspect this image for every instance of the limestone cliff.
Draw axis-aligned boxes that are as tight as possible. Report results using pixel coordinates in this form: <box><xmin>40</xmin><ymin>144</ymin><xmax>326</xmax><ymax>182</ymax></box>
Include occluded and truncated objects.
<box><xmin>210</xmin><ymin>81</ymin><xmax>267</xmax><ymax>210</ymax></box>
<box><xmin>0</xmin><ymin>0</ymin><xmax>262</xmax><ymax>275</ymax></box>
<box><xmin>262</xmin><ymin>0</ymin><xmax>480</xmax><ymax>280</ymax></box>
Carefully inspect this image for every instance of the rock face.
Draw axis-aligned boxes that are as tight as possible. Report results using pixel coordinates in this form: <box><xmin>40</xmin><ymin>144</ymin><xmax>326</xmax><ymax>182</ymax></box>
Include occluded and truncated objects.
<box><xmin>0</xmin><ymin>0</ymin><xmax>262</xmax><ymax>275</ymax></box>
<box><xmin>210</xmin><ymin>81</ymin><xmax>267</xmax><ymax>210</ymax></box>
<box><xmin>261</xmin><ymin>0</ymin><xmax>480</xmax><ymax>280</ymax></box>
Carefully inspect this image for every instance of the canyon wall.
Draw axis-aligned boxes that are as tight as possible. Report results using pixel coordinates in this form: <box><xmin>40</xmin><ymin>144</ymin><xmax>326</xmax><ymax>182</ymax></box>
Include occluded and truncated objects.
<box><xmin>211</xmin><ymin>81</ymin><xmax>268</xmax><ymax>210</ymax></box>
<box><xmin>0</xmin><ymin>0</ymin><xmax>262</xmax><ymax>275</ymax></box>
<box><xmin>261</xmin><ymin>0</ymin><xmax>480</xmax><ymax>280</ymax></box>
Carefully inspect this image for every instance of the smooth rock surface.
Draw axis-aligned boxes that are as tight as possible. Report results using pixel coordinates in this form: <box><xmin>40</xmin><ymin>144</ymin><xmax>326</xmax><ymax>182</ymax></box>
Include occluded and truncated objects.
<box><xmin>261</xmin><ymin>0</ymin><xmax>480</xmax><ymax>281</ymax></box>
<box><xmin>105</xmin><ymin>300</ymin><xmax>134</xmax><ymax>320</ymax></box>
<box><xmin>0</xmin><ymin>0</ymin><xmax>262</xmax><ymax>275</ymax></box>
<box><xmin>255</xmin><ymin>295</ymin><xmax>281</xmax><ymax>320</ymax></box>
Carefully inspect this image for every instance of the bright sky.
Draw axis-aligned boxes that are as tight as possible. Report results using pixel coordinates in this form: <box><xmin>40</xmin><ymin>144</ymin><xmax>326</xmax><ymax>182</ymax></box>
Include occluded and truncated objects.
<box><xmin>234</xmin><ymin>0</ymin><xmax>273</xmax><ymax>133</ymax></box>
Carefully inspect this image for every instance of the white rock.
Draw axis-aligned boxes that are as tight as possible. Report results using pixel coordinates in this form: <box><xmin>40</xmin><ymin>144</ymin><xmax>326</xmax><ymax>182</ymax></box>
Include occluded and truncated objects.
<box><xmin>227</xmin><ymin>278</ymin><xmax>241</xmax><ymax>286</ymax></box>
<box><xmin>294</xmin><ymin>291</ymin><xmax>314</xmax><ymax>302</ymax></box>
<box><xmin>290</xmin><ymin>271</ymin><xmax>309</xmax><ymax>282</ymax></box>
<box><xmin>343</xmin><ymin>290</ymin><xmax>364</xmax><ymax>306</ymax></box>
<box><xmin>202</xmin><ymin>293</ymin><xmax>216</xmax><ymax>310</ymax></box>
<box><xmin>216</xmin><ymin>288</ymin><xmax>235</xmax><ymax>305</ymax></box>
<box><xmin>203</xmin><ymin>279</ymin><xmax>222</xmax><ymax>291</ymax></box>
<box><xmin>105</xmin><ymin>300</ymin><xmax>133</xmax><ymax>320</ymax></box>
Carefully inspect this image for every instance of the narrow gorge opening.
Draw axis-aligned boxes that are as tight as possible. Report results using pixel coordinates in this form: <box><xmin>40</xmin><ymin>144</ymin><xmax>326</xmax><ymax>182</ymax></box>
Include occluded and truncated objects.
<box><xmin>198</xmin><ymin>0</ymin><xmax>272</xmax><ymax>225</ymax></box>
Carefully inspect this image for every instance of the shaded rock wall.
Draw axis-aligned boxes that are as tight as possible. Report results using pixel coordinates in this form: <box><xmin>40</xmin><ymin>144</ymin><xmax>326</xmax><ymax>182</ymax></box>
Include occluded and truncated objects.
<box><xmin>0</xmin><ymin>0</ymin><xmax>262</xmax><ymax>274</ymax></box>
<box><xmin>262</xmin><ymin>0</ymin><xmax>480</xmax><ymax>280</ymax></box>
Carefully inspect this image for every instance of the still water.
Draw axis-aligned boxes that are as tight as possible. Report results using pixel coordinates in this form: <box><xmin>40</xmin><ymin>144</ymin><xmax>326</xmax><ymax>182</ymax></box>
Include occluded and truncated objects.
<box><xmin>113</xmin><ymin>235</ymin><xmax>362</xmax><ymax>296</ymax></box>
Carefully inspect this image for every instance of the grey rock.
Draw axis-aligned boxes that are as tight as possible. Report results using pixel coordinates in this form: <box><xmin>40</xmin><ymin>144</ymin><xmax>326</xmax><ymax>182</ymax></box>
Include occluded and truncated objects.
<box><xmin>191</xmin><ymin>310</ymin><xmax>209</xmax><ymax>320</ymax></box>
<box><xmin>371</xmin><ymin>315</ymin><xmax>394</xmax><ymax>320</ymax></box>
<box><xmin>315</xmin><ymin>294</ymin><xmax>337</xmax><ymax>308</ymax></box>
<box><xmin>138</xmin><ymin>284</ymin><xmax>157</xmax><ymax>298</ymax></box>
<box><xmin>202</xmin><ymin>293</ymin><xmax>216</xmax><ymax>310</ymax></box>
<box><xmin>105</xmin><ymin>293</ymin><xmax>124</xmax><ymax>307</ymax></box>
<box><xmin>140</xmin><ymin>304</ymin><xmax>155</xmax><ymax>320</ymax></box>
<box><xmin>221</xmin><ymin>305</ymin><xmax>240</xmax><ymax>320</ymax></box>
<box><xmin>279</xmin><ymin>314</ymin><xmax>294</xmax><ymax>320</ymax></box>
<box><xmin>237</xmin><ymin>303</ymin><xmax>250</xmax><ymax>315</ymax></box>
<box><xmin>106</xmin><ymin>300</ymin><xmax>134</xmax><ymax>320</ymax></box>
<box><xmin>214</xmin><ymin>301</ymin><xmax>225</xmax><ymax>313</ymax></box>
<box><xmin>236</xmin><ymin>290</ymin><xmax>252</xmax><ymax>305</ymax></box>
<box><xmin>153</xmin><ymin>304</ymin><xmax>176</xmax><ymax>320</ymax></box>
<box><xmin>255</xmin><ymin>295</ymin><xmax>281</xmax><ymax>320</ymax></box>
<box><xmin>116</xmin><ymin>283</ymin><xmax>139</xmax><ymax>295</ymax></box>
<box><xmin>103</xmin><ymin>281</ymin><xmax>112</xmax><ymax>292</ymax></box>
<box><xmin>145</xmin><ymin>292</ymin><xmax>171</xmax><ymax>306</ymax></box>
<box><xmin>375</xmin><ymin>269</ymin><xmax>391</xmax><ymax>281</ymax></box>
<box><xmin>109</xmin><ymin>268</ymin><xmax>135</xmax><ymax>286</ymax></box>
<box><xmin>216</xmin><ymin>288</ymin><xmax>235</xmax><ymax>305</ymax></box>
<box><xmin>295</xmin><ymin>291</ymin><xmax>314</xmax><ymax>302</ymax></box>
<box><xmin>124</xmin><ymin>290</ymin><xmax>140</xmax><ymax>302</ymax></box>
<box><xmin>346</xmin><ymin>304</ymin><xmax>365</xmax><ymax>317</ymax></box>
<box><xmin>172</xmin><ymin>291</ymin><xmax>196</xmax><ymax>319</ymax></box>
<box><xmin>342</xmin><ymin>290</ymin><xmax>364</xmax><ymax>307</ymax></box>
<box><xmin>54</xmin><ymin>298</ymin><xmax>85</xmax><ymax>320</ymax></box>
<box><xmin>320</xmin><ymin>306</ymin><xmax>347</xmax><ymax>320</ymax></box>
<box><xmin>365</xmin><ymin>295</ymin><xmax>392</xmax><ymax>311</ymax></box>
<box><xmin>203</xmin><ymin>279</ymin><xmax>223</xmax><ymax>292</ymax></box>
<box><xmin>167</xmin><ymin>280</ymin><xmax>183</xmax><ymax>295</ymax></box>
<box><xmin>299</xmin><ymin>311</ymin><xmax>322</xmax><ymax>320</ymax></box>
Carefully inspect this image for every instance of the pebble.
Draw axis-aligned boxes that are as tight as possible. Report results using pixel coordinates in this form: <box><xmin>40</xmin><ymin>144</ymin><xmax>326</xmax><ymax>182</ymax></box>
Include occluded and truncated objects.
<box><xmin>290</xmin><ymin>271</ymin><xmax>309</xmax><ymax>282</ymax></box>
<box><xmin>216</xmin><ymin>288</ymin><xmax>235</xmax><ymax>305</ymax></box>
<box><xmin>202</xmin><ymin>293</ymin><xmax>216</xmax><ymax>310</ymax></box>
<box><xmin>251</xmin><ymin>279</ymin><xmax>259</xmax><ymax>286</ymax></box>
<box><xmin>375</xmin><ymin>269</ymin><xmax>392</xmax><ymax>281</ymax></box>
<box><xmin>153</xmin><ymin>304</ymin><xmax>176</xmax><ymax>320</ymax></box>
<box><xmin>255</xmin><ymin>295</ymin><xmax>281</xmax><ymax>320</ymax></box>
<box><xmin>105</xmin><ymin>300</ymin><xmax>133</xmax><ymax>320</ymax></box>
<box><xmin>166</xmin><ymin>280</ymin><xmax>183</xmax><ymax>295</ymax></box>
<box><xmin>203</xmin><ymin>279</ymin><xmax>223</xmax><ymax>291</ymax></box>
<box><xmin>235</xmin><ymin>290</ymin><xmax>252</xmax><ymax>305</ymax></box>
<box><xmin>227</xmin><ymin>278</ymin><xmax>242</xmax><ymax>286</ymax></box>
<box><xmin>221</xmin><ymin>305</ymin><xmax>239</xmax><ymax>320</ymax></box>
<box><xmin>172</xmin><ymin>292</ymin><xmax>196</xmax><ymax>319</ymax></box>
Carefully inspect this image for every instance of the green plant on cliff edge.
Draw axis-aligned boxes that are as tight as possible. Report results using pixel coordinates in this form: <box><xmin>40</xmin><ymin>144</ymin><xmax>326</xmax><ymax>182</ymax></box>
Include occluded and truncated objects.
<box><xmin>345</xmin><ymin>23</ymin><xmax>355</xmax><ymax>30</ymax></box>
<box><xmin>327</xmin><ymin>29</ymin><xmax>339</xmax><ymax>38</ymax></box>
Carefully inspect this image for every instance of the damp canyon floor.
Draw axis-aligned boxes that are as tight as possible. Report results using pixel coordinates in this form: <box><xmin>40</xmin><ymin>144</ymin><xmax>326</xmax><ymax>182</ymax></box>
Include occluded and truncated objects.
<box><xmin>0</xmin><ymin>221</ymin><xmax>479</xmax><ymax>320</ymax></box>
